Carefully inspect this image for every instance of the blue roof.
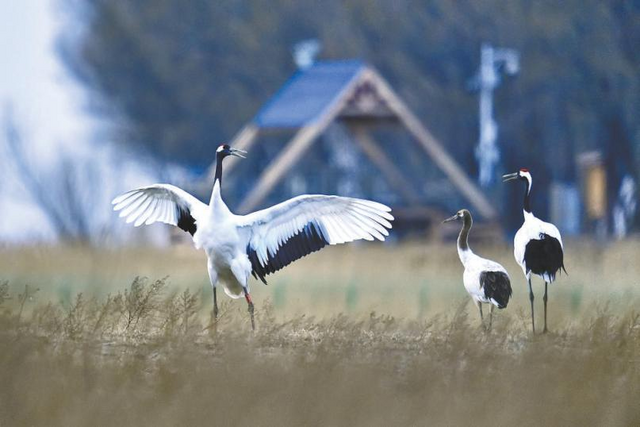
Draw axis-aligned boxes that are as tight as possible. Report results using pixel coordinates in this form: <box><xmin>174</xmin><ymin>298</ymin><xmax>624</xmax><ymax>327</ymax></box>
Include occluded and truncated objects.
<box><xmin>253</xmin><ymin>60</ymin><xmax>365</xmax><ymax>128</ymax></box>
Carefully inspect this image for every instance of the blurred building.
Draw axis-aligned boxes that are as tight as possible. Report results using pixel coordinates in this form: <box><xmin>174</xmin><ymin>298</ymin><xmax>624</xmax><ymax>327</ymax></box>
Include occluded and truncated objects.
<box><xmin>194</xmin><ymin>60</ymin><xmax>501</xmax><ymax>238</ymax></box>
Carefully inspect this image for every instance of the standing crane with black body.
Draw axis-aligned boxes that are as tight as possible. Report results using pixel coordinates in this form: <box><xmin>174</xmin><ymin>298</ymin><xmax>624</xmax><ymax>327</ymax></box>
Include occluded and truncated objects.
<box><xmin>503</xmin><ymin>168</ymin><xmax>566</xmax><ymax>333</ymax></box>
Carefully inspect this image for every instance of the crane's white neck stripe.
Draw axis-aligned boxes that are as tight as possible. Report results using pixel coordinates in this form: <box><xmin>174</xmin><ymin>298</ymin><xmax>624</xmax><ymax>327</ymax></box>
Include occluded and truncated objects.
<box><xmin>521</xmin><ymin>171</ymin><xmax>532</xmax><ymax>194</ymax></box>
<box><xmin>521</xmin><ymin>171</ymin><xmax>533</xmax><ymax>213</ymax></box>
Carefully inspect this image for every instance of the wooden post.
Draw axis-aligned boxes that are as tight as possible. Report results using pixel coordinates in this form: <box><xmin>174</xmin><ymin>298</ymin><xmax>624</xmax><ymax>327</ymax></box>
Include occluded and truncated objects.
<box><xmin>578</xmin><ymin>152</ymin><xmax>607</xmax><ymax>220</ymax></box>
<box><xmin>349</xmin><ymin>125</ymin><xmax>422</xmax><ymax>206</ymax></box>
<box><xmin>577</xmin><ymin>151</ymin><xmax>607</xmax><ymax>237</ymax></box>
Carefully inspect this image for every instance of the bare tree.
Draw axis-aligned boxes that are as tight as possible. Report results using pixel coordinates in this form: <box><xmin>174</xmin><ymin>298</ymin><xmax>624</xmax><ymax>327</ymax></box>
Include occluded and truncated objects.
<box><xmin>2</xmin><ymin>108</ymin><xmax>110</xmax><ymax>243</ymax></box>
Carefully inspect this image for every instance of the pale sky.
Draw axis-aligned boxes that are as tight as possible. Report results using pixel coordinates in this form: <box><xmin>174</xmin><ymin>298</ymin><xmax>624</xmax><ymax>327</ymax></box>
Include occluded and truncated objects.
<box><xmin>0</xmin><ymin>0</ymin><xmax>93</xmax><ymax>156</ymax></box>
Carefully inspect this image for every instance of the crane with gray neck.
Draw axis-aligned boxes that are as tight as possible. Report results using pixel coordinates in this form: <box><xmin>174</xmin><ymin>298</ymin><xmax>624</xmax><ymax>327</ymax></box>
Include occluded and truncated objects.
<box><xmin>443</xmin><ymin>209</ymin><xmax>512</xmax><ymax>328</ymax></box>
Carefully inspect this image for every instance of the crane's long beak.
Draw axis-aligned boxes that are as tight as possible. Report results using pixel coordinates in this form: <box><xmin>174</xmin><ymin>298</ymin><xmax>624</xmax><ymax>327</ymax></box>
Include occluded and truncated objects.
<box><xmin>442</xmin><ymin>214</ymin><xmax>458</xmax><ymax>224</ymax></box>
<box><xmin>502</xmin><ymin>172</ymin><xmax>519</xmax><ymax>182</ymax></box>
<box><xmin>230</xmin><ymin>148</ymin><xmax>247</xmax><ymax>159</ymax></box>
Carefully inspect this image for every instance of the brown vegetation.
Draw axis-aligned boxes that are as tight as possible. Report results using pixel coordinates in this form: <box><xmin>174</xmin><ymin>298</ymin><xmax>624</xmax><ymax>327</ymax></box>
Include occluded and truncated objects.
<box><xmin>0</xmin><ymin>243</ymin><xmax>639</xmax><ymax>426</ymax></box>
<box><xmin>0</xmin><ymin>278</ymin><xmax>638</xmax><ymax>425</ymax></box>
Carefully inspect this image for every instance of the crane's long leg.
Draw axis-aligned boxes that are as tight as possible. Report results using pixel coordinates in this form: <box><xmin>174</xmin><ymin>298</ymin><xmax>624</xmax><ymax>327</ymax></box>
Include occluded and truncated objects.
<box><xmin>543</xmin><ymin>282</ymin><xmax>549</xmax><ymax>334</ymax></box>
<box><xmin>477</xmin><ymin>301</ymin><xmax>485</xmax><ymax>329</ymax></box>
<box><xmin>528</xmin><ymin>277</ymin><xmax>536</xmax><ymax>334</ymax></box>
<box><xmin>207</xmin><ymin>260</ymin><xmax>219</xmax><ymax>332</ymax></box>
<box><xmin>489</xmin><ymin>304</ymin><xmax>494</xmax><ymax>330</ymax></box>
<box><xmin>244</xmin><ymin>287</ymin><xmax>255</xmax><ymax>331</ymax></box>
<box><xmin>213</xmin><ymin>287</ymin><xmax>219</xmax><ymax>321</ymax></box>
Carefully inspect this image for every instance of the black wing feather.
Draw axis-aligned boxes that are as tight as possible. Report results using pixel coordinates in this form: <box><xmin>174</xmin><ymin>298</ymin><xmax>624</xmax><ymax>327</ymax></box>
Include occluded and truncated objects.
<box><xmin>247</xmin><ymin>221</ymin><xmax>328</xmax><ymax>285</ymax></box>
<box><xmin>480</xmin><ymin>271</ymin><xmax>512</xmax><ymax>309</ymax></box>
<box><xmin>176</xmin><ymin>205</ymin><xmax>197</xmax><ymax>236</ymax></box>
<box><xmin>524</xmin><ymin>233</ymin><xmax>566</xmax><ymax>280</ymax></box>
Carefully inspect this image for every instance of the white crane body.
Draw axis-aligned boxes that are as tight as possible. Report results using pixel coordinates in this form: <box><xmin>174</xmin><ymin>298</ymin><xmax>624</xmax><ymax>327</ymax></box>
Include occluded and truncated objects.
<box><xmin>113</xmin><ymin>145</ymin><xmax>394</xmax><ymax>328</ymax></box>
<box><xmin>460</xmin><ymin>251</ymin><xmax>510</xmax><ymax>308</ymax></box>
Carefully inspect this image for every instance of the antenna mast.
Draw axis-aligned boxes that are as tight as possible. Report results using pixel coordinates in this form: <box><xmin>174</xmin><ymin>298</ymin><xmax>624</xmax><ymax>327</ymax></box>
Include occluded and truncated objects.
<box><xmin>470</xmin><ymin>43</ymin><xmax>519</xmax><ymax>187</ymax></box>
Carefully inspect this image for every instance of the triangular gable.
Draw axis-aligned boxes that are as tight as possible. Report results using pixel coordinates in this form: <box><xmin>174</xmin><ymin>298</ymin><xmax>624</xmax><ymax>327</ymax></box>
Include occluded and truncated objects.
<box><xmin>207</xmin><ymin>61</ymin><xmax>497</xmax><ymax>221</ymax></box>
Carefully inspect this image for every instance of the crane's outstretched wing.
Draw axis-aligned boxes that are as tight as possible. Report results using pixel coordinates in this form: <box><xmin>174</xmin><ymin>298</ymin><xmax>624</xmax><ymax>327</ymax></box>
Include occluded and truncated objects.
<box><xmin>112</xmin><ymin>184</ymin><xmax>207</xmax><ymax>235</ymax></box>
<box><xmin>237</xmin><ymin>195</ymin><xmax>394</xmax><ymax>284</ymax></box>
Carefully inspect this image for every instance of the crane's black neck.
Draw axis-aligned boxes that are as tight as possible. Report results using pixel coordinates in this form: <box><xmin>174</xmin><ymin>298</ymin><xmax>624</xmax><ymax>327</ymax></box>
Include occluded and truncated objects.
<box><xmin>457</xmin><ymin>212</ymin><xmax>472</xmax><ymax>252</ymax></box>
<box><xmin>214</xmin><ymin>152</ymin><xmax>226</xmax><ymax>186</ymax></box>
<box><xmin>523</xmin><ymin>178</ymin><xmax>532</xmax><ymax>213</ymax></box>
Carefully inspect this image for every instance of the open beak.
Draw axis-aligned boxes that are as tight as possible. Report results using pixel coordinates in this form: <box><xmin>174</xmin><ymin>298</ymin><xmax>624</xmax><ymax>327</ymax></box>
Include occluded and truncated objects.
<box><xmin>230</xmin><ymin>148</ymin><xmax>247</xmax><ymax>159</ymax></box>
<box><xmin>502</xmin><ymin>172</ymin><xmax>519</xmax><ymax>182</ymax></box>
<box><xmin>442</xmin><ymin>214</ymin><xmax>458</xmax><ymax>224</ymax></box>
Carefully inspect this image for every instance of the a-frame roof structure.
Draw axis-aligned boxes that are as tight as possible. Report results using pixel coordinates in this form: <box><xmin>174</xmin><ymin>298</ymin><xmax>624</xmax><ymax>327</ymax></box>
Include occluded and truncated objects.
<box><xmin>206</xmin><ymin>60</ymin><xmax>497</xmax><ymax>220</ymax></box>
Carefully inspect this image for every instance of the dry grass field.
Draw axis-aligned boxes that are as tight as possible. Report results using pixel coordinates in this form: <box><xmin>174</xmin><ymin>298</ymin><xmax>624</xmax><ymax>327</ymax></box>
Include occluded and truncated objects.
<box><xmin>0</xmin><ymin>239</ymin><xmax>639</xmax><ymax>426</ymax></box>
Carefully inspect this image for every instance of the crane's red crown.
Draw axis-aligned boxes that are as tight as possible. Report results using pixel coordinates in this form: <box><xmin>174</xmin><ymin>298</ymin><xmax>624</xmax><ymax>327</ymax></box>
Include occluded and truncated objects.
<box><xmin>520</xmin><ymin>168</ymin><xmax>529</xmax><ymax>173</ymax></box>
<box><xmin>216</xmin><ymin>144</ymin><xmax>231</xmax><ymax>153</ymax></box>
